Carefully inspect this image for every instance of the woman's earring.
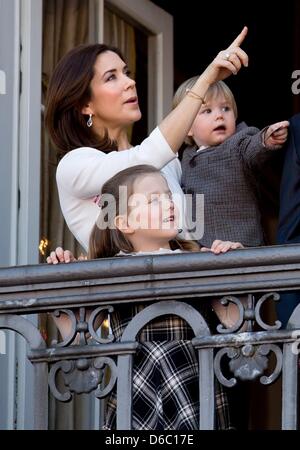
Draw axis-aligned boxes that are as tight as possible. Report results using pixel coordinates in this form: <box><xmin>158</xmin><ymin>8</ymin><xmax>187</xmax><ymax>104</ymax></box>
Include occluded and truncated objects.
<box><xmin>87</xmin><ymin>114</ymin><xmax>93</xmax><ymax>128</ymax></box>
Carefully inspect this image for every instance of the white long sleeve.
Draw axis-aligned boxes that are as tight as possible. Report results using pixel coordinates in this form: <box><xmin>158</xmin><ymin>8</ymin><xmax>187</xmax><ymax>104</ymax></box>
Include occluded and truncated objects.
<box><xmin>56</xmin><ymin>126</ymin><xmax>178</xmax><ymax>251</ymax></box>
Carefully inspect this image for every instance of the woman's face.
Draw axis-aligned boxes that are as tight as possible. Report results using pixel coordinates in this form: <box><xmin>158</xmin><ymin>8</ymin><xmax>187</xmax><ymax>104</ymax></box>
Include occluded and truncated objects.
<box><xmin>87</xmin><ymin>51</ymin><xmax>142</xmax><ymax>130</ymax></box>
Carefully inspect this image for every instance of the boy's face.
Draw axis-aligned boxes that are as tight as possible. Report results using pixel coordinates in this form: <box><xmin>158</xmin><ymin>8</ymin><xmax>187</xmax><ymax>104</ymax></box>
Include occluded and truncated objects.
<box><xmin>188</xmin><ymin>94</ymin><xmax>236</xmax><ymax>148</ymax></box>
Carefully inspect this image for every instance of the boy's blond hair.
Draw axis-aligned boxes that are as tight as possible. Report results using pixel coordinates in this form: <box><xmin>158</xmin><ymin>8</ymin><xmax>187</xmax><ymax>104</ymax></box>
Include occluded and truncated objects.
<box><xmin>173</xmin><ymin>77</ymin><xmax>238</xmax><ymax>146</ymax></box>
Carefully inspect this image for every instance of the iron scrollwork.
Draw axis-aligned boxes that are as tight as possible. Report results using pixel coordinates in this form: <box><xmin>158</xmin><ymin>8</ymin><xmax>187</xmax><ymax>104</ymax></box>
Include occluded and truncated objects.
<box><xmin>51</xmin><ymin>305</ymin><xmax>115</xmax><ymax>347</ymax></box>
<box><xmin>215</xmin><ymin>296</ymin><xmax>245</xmax><ymax>334</ymax></box>
<box><xmin>255</xmin><ymin>293</ymin><xmax>282</xmax><ymax>330</ymax></box>
<box><xmin>88</xmin><ymin>305</ymin><xmax>115</xmax><ymax>344</ymax></box>
<box><xmin>215</xmin><ymin>292</ymin><xmax>282</xmax><ymax>334</ymax></box>
<box><xmin>48</xmin><ymin>305</ymin><xmax>117</xmax><ymax>402</ymax></box>
<box><xmin>51</xmin><ymin>309</ymin><xmax>77</xmax><ymax>347</ymax></box>
<box><xmin>48</xmin><ymin>356</ymin><xmax>117</xmax><ymax>402</ymax></box>
<box><xmin>214</xmin><ymin>343</ymin><xmax>282</xmax><ymax>387</ymax></box>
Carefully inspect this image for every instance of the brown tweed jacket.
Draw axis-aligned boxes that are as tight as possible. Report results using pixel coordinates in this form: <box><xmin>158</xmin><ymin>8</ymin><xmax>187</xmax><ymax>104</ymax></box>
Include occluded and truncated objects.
<box><xmin>181</xmin><ymin>122</ymin><xmax>269</xmax><ymax>247</ymax></box>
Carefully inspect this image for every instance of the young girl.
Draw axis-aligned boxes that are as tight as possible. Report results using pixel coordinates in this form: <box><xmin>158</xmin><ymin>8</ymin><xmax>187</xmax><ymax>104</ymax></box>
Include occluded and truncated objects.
<box><xmin>173</xmin><ymin>78</ymin><xmax>289</xmax><ymax>247</ymax></box>
<box><xmin>87</xmin><ymin>164</ymin><xmax>243</xmax><ymax>430</ymax></box>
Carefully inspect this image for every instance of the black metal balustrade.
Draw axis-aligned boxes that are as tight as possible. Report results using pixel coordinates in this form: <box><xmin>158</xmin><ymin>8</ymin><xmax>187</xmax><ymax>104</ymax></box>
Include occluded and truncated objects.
<box><xmin>0</xmin><ymin>244</ymin><xmax>300</xmax><ymax>430</ymax></box>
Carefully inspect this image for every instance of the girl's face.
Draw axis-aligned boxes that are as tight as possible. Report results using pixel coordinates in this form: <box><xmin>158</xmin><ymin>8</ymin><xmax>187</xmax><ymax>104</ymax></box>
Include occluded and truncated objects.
<box><xmin>124</xmin><ymin>173</ymin><xmax>179</xmax><ymax>249</ymax></box>
<box><xmin>188</xmin><ymin>93</ymin><xmax>236</xmax><ymax>148</ymax></box>
<box><xmin>86</xmin><ymin>51</ymin><xmax>142</xmax><ymax>131</ymax></box>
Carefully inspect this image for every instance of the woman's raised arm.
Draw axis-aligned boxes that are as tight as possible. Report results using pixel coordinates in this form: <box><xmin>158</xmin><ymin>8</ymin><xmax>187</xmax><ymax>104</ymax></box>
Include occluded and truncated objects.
<box><xmin>159</xmin><ymin>26</ymin><xmax>248</xmax><ymax>152</ymax></box>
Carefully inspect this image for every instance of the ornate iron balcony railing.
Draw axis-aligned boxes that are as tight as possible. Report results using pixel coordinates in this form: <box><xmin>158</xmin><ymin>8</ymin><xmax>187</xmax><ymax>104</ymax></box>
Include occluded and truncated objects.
<box><xmin>0</xmin><ymin>244</ymin><xmax>300</xmax><ymax>430</ymax></box>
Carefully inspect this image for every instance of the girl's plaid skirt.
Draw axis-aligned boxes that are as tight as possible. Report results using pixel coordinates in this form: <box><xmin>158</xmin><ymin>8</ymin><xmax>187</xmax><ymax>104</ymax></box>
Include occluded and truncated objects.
<box><xmin>103</xmin><ymin>303</ymin><xmax>233</xmax><ymax>430</ymax></box>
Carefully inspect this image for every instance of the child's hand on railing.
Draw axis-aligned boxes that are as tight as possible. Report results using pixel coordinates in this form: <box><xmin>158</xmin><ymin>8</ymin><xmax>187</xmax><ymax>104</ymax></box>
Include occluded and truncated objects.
<box><xmin>46</xmin><ymin>247</ymin><xmax>87</xmax><ymax>264</ymax></box>
<box><xmin>201</xmin><ymin>240</ymin><xmax>244</xmax><ymax>254</ymax></box>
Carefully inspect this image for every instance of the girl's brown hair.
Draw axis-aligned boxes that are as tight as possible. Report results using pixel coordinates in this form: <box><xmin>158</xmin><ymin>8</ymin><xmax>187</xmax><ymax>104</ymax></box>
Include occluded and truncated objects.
<box><xmin>88</xmin><ymin>165</ymin><xmax>199</xmax><ymax>259</ymax></box>
<box><xmin>173</xmin><ymin>78</ymin><xmax>238</xmax><ymax>146</ymax></box>
<box><xmin>45</xmin><ymin>44</ymin><xmax>125</xmax><ymax>156</ymax></box>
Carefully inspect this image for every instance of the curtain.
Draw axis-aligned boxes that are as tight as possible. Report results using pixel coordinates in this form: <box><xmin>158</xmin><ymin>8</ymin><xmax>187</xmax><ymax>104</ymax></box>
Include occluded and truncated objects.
<box><xmin>104</xmin><ymin>7</ymin><xmax>136</xmax><ymax>75</ymax></box>
<box><xmin>104</xmin><ymin>6</ymin><xmax>136</xmax><ymax>141</ymax></box>
<box><xmin>41</xmin><ymin>0</ymin><xmax>90</xmax><ymax>263</ymax></box>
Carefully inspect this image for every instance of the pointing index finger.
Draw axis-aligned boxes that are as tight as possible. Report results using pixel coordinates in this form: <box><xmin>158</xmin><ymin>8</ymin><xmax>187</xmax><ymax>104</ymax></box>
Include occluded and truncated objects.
<box><xmin>229</xmin><ymin>26</ymin><xmax>248</xmax><ymax>49</ymax></box>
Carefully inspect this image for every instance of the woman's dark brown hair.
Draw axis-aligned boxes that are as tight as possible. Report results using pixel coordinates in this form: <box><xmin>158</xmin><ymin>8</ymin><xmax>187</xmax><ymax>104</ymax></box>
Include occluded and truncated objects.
<box><xmin>88</xmin><ymin>165</ymin><xmax>200</xmax><ymax>259</ymax></box>
<box><xmin>45</xmin><ymin>44</ymin><xmax>125</xmax><ymax>156</ymax></box>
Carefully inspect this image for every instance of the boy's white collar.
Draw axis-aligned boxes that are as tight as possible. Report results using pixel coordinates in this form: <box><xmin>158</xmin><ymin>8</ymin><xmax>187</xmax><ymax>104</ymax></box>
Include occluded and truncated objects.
<box><xmin>196</xmin><ymin>144</ymin><xmax>209</xmax><ymax>152</ymax></box>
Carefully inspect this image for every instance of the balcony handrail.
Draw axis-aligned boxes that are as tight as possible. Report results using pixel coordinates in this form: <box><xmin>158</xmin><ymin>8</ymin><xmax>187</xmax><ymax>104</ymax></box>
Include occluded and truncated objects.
<box><xmin>1</xmin><ymin>243</ymin><xmax>300</xmax><ymax>285</ymax></box>
<box><xmin>1</xmin><ymin>244</ymin><xmax>300</xmax><ymax>430</ymax></box>
<box><xmin>1</xmin><ymin>244</ymin><xmax>300</xmax><ymax>315</ymax></box>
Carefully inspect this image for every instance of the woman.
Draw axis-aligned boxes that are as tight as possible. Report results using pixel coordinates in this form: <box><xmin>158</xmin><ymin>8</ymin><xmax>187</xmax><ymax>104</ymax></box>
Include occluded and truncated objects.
<box><xmin>45</xmin><ymin>27</ymin><xmax>249</xmax><ymax>258</ymax></box>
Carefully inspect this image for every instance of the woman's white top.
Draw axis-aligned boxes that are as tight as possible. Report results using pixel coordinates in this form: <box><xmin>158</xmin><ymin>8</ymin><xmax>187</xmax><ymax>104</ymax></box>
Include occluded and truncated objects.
<box><xmin>56</xmin><ymin>126</ymin><xmax>184</xmax><ymax>251</ymax></box>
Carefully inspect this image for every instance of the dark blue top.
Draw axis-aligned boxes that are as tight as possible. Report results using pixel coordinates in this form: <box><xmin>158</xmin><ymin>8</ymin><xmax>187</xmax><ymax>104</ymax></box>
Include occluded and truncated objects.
<box><xmin>277</xmin><ymin>114</ymin><xmax>300</xmax><ymax>244</ymax></box>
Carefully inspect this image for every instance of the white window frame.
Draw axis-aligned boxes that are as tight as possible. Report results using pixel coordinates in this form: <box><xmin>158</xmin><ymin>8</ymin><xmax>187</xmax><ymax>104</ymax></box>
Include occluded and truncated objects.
<box><xmin>19</xmin><ymin>0</ymin><xmax>42</xmax><ymax>265</ymax></box>
<box><xmin>16</xmin><ymin>0</ymin><xmax>43</xmax><ymax>429</ymax></box>
<box><xmin>0</xmin><ymin>0</ymin><xmax>42</xmax><ymax>430</ymax></box>
<box><xmin>0</xmin><ymin>0</ymin><xmax>20</xmax><ymax>430</ymax></box>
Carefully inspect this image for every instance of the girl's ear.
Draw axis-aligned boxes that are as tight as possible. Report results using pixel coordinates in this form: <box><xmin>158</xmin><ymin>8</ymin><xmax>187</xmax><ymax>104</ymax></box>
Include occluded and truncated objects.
<box><xmin>114</xmin><ymin>215</ymin><xmax>134</xmax><ymax>235</ymax></box>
